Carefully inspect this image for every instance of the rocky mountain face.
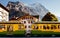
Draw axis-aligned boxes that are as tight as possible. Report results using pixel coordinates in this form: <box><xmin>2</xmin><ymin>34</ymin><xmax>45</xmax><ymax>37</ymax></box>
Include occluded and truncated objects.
<box><xmin>6</xmin><ymin>1</ymin><xmax>49</xmax><ymax>20</ymax></box>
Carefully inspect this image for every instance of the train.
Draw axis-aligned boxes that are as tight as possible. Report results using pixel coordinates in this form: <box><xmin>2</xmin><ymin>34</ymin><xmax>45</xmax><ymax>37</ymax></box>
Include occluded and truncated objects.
<box><xmin>0</xmin><ymin>21</ymin><xmax>60</xmax><ymax>32</ymax></box>
<box><xmin>0</xmin><ymin>21</ymin><xmax>60</xmax><ymax>37</ymax></box>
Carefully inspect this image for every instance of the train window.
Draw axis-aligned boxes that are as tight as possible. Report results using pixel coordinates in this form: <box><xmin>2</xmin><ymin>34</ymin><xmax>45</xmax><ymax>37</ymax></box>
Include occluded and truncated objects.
<box><xmin>43</xmin><ymin>26</ymin><xmax>46</xmax><ymax>29</ymax></box>
<box><xmin>51</xmin><ymin>26</ymin><xmax>54</xmax><ymax>29</ymax></box>
<box><xmin>51</xmin><ymin>25</ymin><xmax>57</xmax><ymax>29</ymax></box>
<box><xmin>34</xmin><ymin>26</ymin><xmax>38</xmax><ymax>29</ymax></box>
<box><xmin>40</xmin><ymin>26</ymin><xmax>42</xmax><ymax>29</ymax></box>
<box><xmin>47</xmin><ymin>26</ymin><xmax>49</xmax><ymax>29</ymax></box>
<box><xmin>58</xmin><ymin>25</ymin><xmax>60</xmax><ymax>29</ymax></box>
<box><xmin>19</xmin><ymin>25</ymin><xmax>24</xmax><ymax>29</ymax></box>
<box><xmin>0</xmin><ymin>25</ymin><xmax>5</xmax><ymax>30</ymax></box>
<box><xmin>54</xmin><ymin>25</ymin><xmax>57</xmax><ymax>29</ymax></box>
<box><xmin>25</xmin><ymin>26</ymin><xmax>27</xmax><ymax>28</ymax></box>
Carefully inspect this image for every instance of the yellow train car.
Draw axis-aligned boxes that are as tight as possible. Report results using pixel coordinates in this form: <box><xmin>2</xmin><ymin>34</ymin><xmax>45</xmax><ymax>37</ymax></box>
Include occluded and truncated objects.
<box><xmin>31</xmin><ymin>21</ymin><xmax>60</xmax><ymax>32</ymax></box>
<box><xmin>0</xmin><ymin>21</ymin><xmax>60</xmax><ymax>32</ymax></box>
<box><xmin>0</xmin><ymin>21</ymin><xmax>25</xmax><ymax>32</ymax></box>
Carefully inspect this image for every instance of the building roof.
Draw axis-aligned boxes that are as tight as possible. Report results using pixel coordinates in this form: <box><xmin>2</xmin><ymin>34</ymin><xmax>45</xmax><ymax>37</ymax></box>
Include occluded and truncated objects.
<box><xmin>17</xmin><ymin>14</ymin><xmax>39</xmax><ymax>20</ymax></box>
<box><xmin>0</xmin><ymin>3</ymin><xmax>9</xmax><ymax>12</ymax></box>
<box><xmin>33</xmin><ymin>21</ymin><xmax>60</xmax><ymax>24</ymax></box>
<box><xmin>10</xmin><ymin>14</ymin><xmax>39</xmax><ymax>21</ymax></box>
<box><xmin>9</xmin><ymin>16</ymin><xmax>18</xmax><ymax>21</ymax></box>
<box><xmin>0</xmin><ymin>21</ymin><xmax>22</xmax><ymax>24</ymax></box>
<box><xmin>31</xmin><ymin>15</ymin><xmax>39</xmax><ymax>19</ymax></box>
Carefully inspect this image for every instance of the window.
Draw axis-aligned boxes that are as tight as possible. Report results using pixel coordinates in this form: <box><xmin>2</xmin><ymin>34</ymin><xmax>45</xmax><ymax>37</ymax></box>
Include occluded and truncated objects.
<box><xmin>51</xmin><ymin>25</ymin><xmax>57</xmax><ymax>29</ymax></box>
<box><xmin>51</xmin><ymin>26</ymin><xmax>54</xmax><ymax>29</ymax></box>
<box><xmin>40</xmin><ymin>26</ymin><xmax>42</xmax><ymax>29</ymax></box>
<box><xmin>0</xmin><ymin>25</ymin><xmax>5</xmax><ymax>30</ymax></box>
<box><xmin>43</xmin><ymin>25</ymin><xmax>50</xmax><ymax>29</ymax></box>
<box><xmin>47</xmin><ymin>26</ymin><xmax>49</xmax><ymax>29</ymax></box>
<box><xmin>33</xmin><ymin>25</ymin><xmax>38</xmax><ymax>29</ymax></box>
<box><xmin>31</xmin><ymin>21</ymin><xmax>33</xmax><ymax>23</ymax></box>
<box><xmin>58</xmin><ymin>25</ymin><xmax>60</xmax><ymax>29</ymax></box>
<box><xmin>0</xmin><ymin>16</ymin><xmax>2</xmax><ymax>20</ymax></box>
<box><xmin>21</xmin><ymin>21</ymin><xmax>23</xmax><ymax>23</ymax></box>
<box><xmin>26</xmin><ymin>17</ymin><xmax>28</xmax><ymax>19</ymax></box>
<box><xmin>3</xmin><ymin>16</ymin><xmax>6</xmax><ymax>20</ymax></box>
<box><xmin>24</xmin><ymin>21</ymin><xmax>26</xmax><ymax>24</ymax></box>
<box><xmin>19</xmin><ymin>25</ymin><xmax>24</xmax><ymax>29</ymax></box>
<box><xmin>28</xmin><ymin>26</ymin><xmax>31</xmax><ymax>28</ymax></box>
<box><xmin>0</xmin><ymin>11</ymin><xmax>2</xmax><ymax>15</ymax></box>
<box><xmin>28</xmin><ymin>21</ymin><xmax>30</xmax><ymax>23</ymax></box>
<box><xmin>3</xmin><ymin>13</ymin><xmax>6</xmax><ymax>16</ymax></box>
<box><xmin>25</xmin><ymin>26</ymin><xmax>27</xmax><ymax>28</ymax></box>
<box><xmin>43</xmin><ymin>25</ymin><xmax>46</xmax><ymax>29</ymax></box>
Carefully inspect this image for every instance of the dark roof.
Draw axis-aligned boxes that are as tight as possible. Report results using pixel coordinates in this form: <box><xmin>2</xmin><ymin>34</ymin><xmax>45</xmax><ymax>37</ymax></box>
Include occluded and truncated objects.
<box><xmin>33</xmin><ymin>21</ymin><xmax>60</xmax><ymax>24</ymax></box>
<box><xmin>0</xmin><ymin>21</ymin><xmax>22</xmax><ymax>24</ymax></box>
<box><xmin>9</xmin><ymin>18</ymin><xmax>17</xmax><ymax>20</ymax></box>
<box><xmin>17</xmin><ymin>14</ymin><xmax>39</xmax><ymax>20</ymax></box>
<box><xmin>0</xmin><ymin>3</ymin><xmax>9</xmax><ymax>12</ymax></box>
<box><xmin>10</xmin><ymin>14</ymin><xmax>39</xmax><ymax>21</ymax></box>
<box><xmin>31</xmin><ymin>15</ymin><xmax>39</xmax><ymax>19</ymax></box>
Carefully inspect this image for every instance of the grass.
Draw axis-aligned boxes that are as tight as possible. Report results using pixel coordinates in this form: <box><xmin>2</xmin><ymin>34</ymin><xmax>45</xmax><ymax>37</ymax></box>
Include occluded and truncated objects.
<box><xmin>0</xmin><ymin>30</ymin><xmax>25</xmax><ymax>37</ymax></box>
<box><xmin>0</xmin><ymin>30</ymin><xmax>60</xmax><ymax>37</ymax></box>
<box><xmin>0</xmin><ymin>31</ymin><xmax>7</xmax><ymax>34</ymax></box>
<box><xmin>12</xmin><ymin>30</ymin><xmax>25</xmax><ymax>34</ymax></box>
<box><xmin>11</xmin><ymin>30</ymin><xmax>26</xmax><ymax>37</ymax></box>
<box><xmin>31</xmin><ymin>30</ymin><xmax>60</xmax><ymax>35</ymax></box>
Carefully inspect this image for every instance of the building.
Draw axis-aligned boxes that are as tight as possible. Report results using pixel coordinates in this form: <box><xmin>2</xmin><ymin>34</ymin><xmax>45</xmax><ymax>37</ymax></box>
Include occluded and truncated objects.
<box><xmin>10</xmin><ymin>14</ymin><xmax>39</xmax><ymax>23</ymax></box>
<box><xmin>17</xmin><ymin>15</ymin><xmax>39</xmax><ymax>24</ymax></box>
<box><xmin>10</xmin><ymin>14</ymin><xmax>39</xmax><ymax>32</ymax></box>
<box><xmin>0</xmin><ymin>3</ymin><xmax>9</xmax><ymax>21</ymax></box>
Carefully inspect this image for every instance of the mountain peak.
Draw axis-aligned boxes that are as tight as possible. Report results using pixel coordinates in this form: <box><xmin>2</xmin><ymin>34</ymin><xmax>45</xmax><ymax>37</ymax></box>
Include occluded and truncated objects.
<box><xmin>6</xmin><ymin>1</ymin><xmax>49</xmax><ymax>20</ymax></box>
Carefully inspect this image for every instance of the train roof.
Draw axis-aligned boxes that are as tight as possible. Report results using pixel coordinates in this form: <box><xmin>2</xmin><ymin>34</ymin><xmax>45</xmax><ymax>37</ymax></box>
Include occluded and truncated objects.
<box><xmin>33</xmin><ymin>21</ymin><xmax>60</xmax><ymax>24</ymax></box>
<box><xmin>0</xmin><ymin>21</ymin><xmax>60</xmax><ymax>24</ymax></box>
<box><xmin>0</xmin><ymin>21</ymin><xmax>22</xmax><ymax>24</ymax></box>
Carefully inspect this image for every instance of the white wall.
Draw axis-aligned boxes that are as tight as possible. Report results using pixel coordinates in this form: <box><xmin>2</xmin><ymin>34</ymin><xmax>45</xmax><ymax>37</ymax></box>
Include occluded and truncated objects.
<box><xmin>0</xmin><ymin>7</ymin><xmax>9</xmax><ymax>22</ymax></box>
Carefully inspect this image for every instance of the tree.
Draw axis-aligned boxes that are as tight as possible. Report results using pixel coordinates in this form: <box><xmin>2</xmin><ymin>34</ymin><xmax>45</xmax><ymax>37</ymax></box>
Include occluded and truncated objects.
<box><xmin>42</xmin><ymin>12</ymin><xmax>58</xmax><ymax>21</ymax></box>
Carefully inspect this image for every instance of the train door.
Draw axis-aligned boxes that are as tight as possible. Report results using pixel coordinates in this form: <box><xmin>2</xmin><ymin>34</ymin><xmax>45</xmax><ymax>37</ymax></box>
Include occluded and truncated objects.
<box><xmin>7</xmin><ymin>25</ymin><xmax>13</xmax><ymax>32</ymax></box>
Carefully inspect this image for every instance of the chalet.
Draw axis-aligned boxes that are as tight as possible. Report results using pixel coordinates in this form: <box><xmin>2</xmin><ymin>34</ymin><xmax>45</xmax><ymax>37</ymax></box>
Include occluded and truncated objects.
<box><xmin>10</xmin><ymin>14</ymin><xmax>39</xmax><ymax>31</ymax></box>
<box><xmin>10</xmin><ymin>14</ymin><xmax>39</xmax><ymax>24</ymax></box>
<box><xmin>0</xmin><ymin>3</ymin><xmax>9</xmax><ymax>21</ymax></box>
<box><xmin>17</xmin><ymin>14</ymin><xmax>39</xmax><ymax>24</ymax></box>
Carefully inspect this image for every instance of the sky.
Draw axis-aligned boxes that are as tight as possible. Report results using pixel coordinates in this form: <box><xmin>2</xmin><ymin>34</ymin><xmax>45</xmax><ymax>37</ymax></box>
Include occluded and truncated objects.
<box><xmin>0</xmin><ymin>0</ymin><xmax>60</xmax><ymax>17</ymax></box>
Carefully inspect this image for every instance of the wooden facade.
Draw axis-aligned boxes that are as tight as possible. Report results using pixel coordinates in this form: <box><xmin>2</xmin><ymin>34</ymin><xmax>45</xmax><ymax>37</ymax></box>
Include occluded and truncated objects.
<box><xmin>10</xmin><ymin>14</ymin><xmax>39</xmax><ymax>24</ymax></box>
